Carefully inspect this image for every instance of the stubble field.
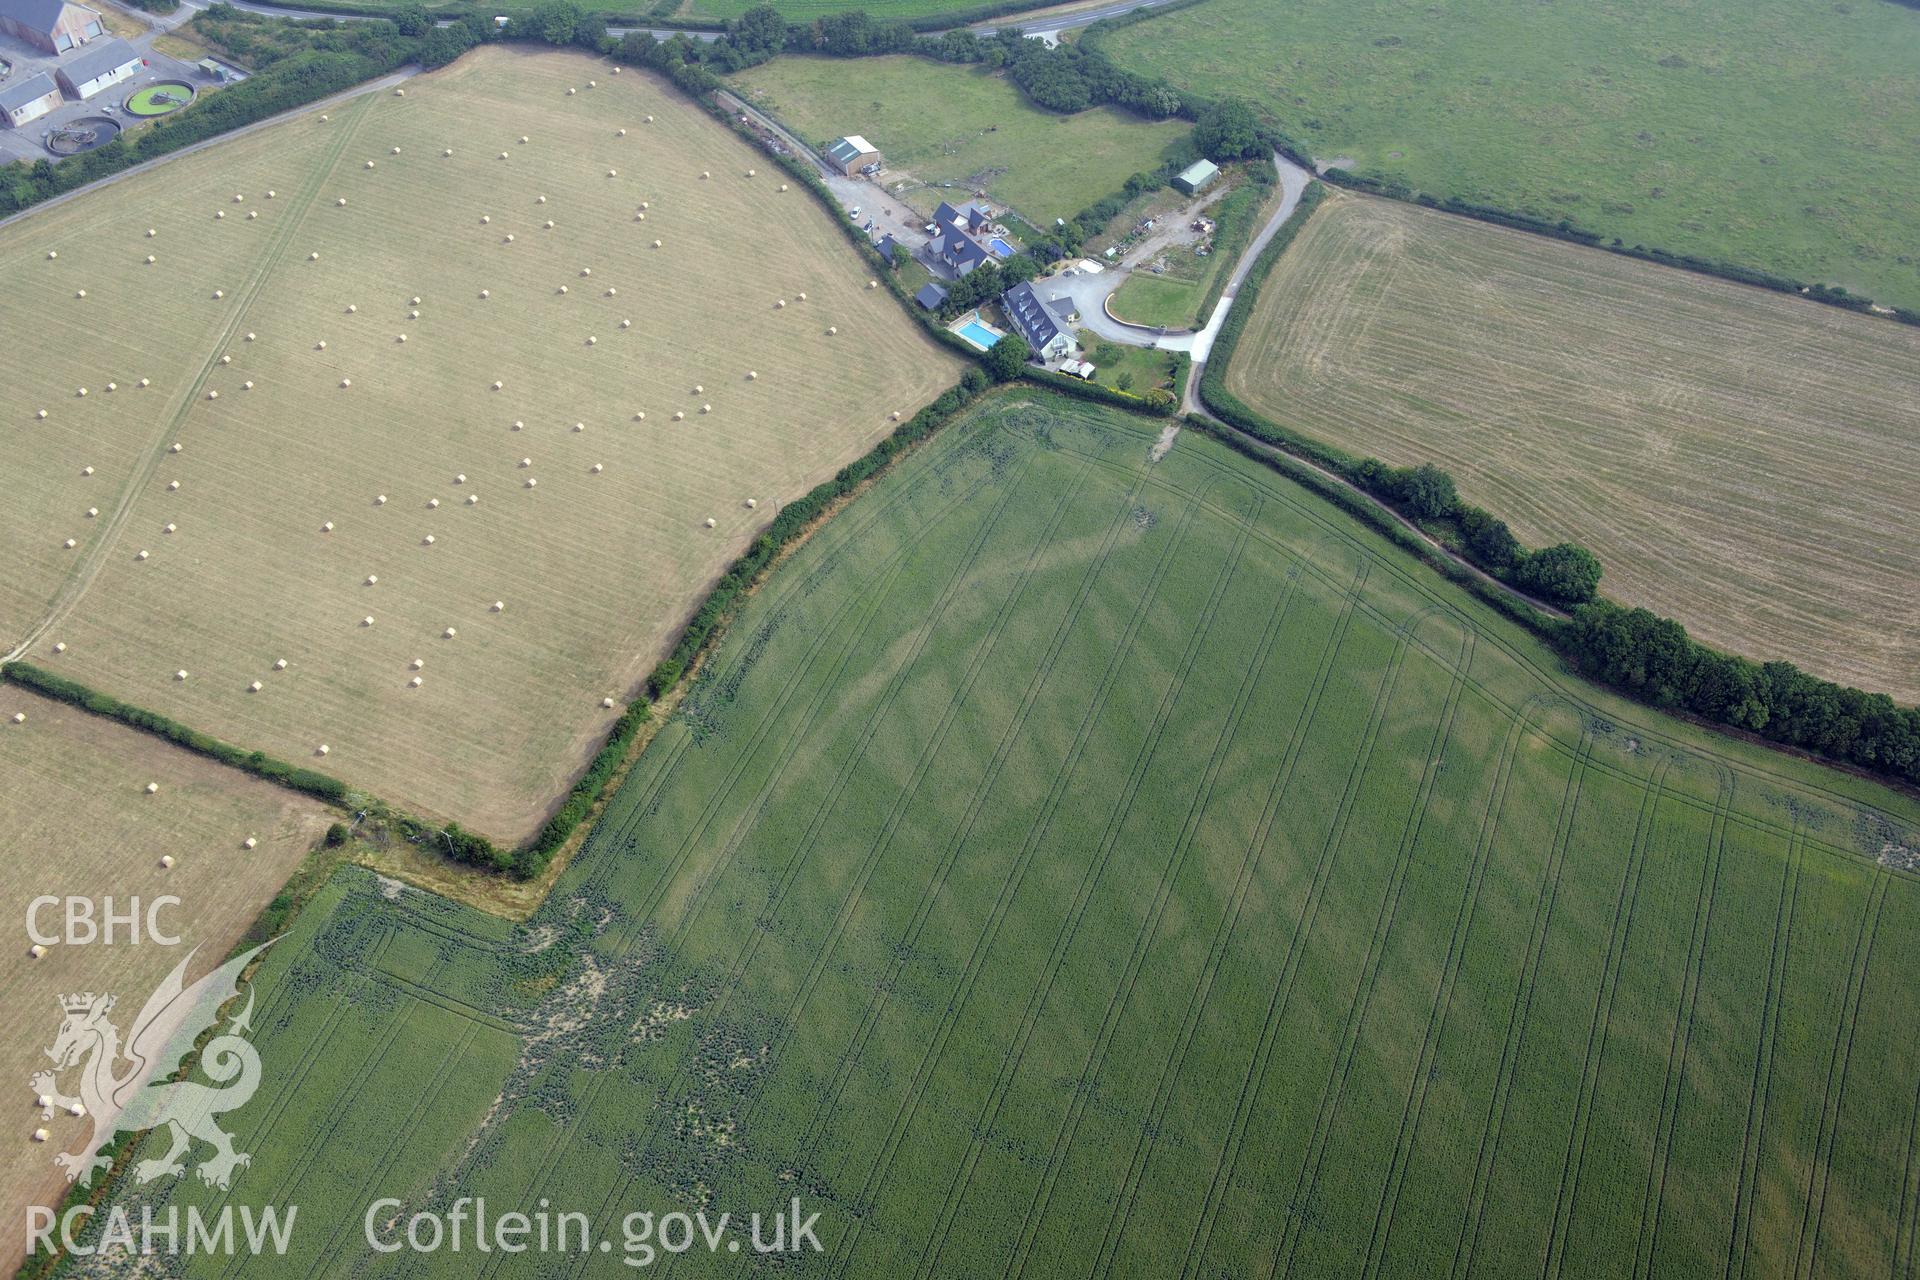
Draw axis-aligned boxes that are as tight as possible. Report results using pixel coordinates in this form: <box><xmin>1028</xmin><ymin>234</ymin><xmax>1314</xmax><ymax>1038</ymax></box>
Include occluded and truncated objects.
<box><xmin>0</xmin><ymin>688</ymin><xmax>332</xmax><ymax>1276</ymax></box>
<box><xmin>1223</xmin><ymin>192</ymin><xmax>1920</xmax><ymax>701</ymax></box>
<box><xmin>0</xmin><ymin>46</ymin><xmax>960</xmax><ymax>844</ymax></box>
<box><xmin>72</xmin><ymin>391</ymin><xmax>1920</xmax><ymax>1278</ymax></box>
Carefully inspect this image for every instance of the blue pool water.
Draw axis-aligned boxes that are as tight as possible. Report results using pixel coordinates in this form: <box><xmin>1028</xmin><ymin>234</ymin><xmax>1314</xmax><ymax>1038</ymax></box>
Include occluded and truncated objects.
<box><xmin>957</xmin><ymin>320</ymin><xmax>1002</xmax><ymax>349</ymax></box>
<box><xmin>989</xmin><ymin>237</ymin><xmax>1016</xmax><ymax>257</ymax></box>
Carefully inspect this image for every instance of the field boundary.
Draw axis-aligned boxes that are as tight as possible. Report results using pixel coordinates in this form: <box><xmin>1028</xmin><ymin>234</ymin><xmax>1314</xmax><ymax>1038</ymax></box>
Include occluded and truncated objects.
<box><xmin>1195</xmin><ymin>186</ymin><xmax>1920</xmax><ymax>795</ymax></box>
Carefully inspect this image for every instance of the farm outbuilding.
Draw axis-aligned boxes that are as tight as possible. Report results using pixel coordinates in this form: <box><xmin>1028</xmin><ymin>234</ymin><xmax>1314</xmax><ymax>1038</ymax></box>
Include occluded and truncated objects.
<box><xmin>823</xmin><ymin>134</ymin><xmax>881</xmax><ymax>177</ymax></box>
<box><xmin>0</xmin><ymin>0</ymin><xmax>103</xmax><ymax>55</ymax></box>
<box><xmin>1174</xmin><ymin>158</ymin><xmax>1220</xmax><ymax>195</ymax></box>
<box><xmin>0</xmin><ymin>71</ymin><xmax>61</xmax><ymax>130</ymax></box>
<box><xmin>54</xmin><ymin>38</ymin><xmax>143</xmax><ymax>102</ymax></box>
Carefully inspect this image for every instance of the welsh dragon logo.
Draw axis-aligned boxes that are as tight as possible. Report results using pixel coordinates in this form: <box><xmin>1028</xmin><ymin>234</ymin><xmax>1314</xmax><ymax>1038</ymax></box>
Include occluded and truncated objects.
<box><xmin>30</xmin><ymin>942</ymin><xmax>274</xmax><ymax>1191</ymax></box>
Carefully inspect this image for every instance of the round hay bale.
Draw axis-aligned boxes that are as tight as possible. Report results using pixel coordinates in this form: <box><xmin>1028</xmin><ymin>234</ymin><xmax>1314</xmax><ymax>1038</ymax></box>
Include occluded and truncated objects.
<box><xmin>701</xmin><ymin>403</ymin><xmax>711</xmax><ymax>414</ymax></box>
<box><xmin>673</xmin><ymin>410</ymin><xmax>684</xmax><ymax>421</ymax></box>
<box><xmin>168</xmin><ymin>479</ymin><xmax>180</xmax><ymax>489</ymax></box>
<box><xmin>140</xmin><ymin>377</ymin><xmax>150</xmax><ymax>387</ymax></box>
<box><xmin>634</xmin><ymin>411</ymin><xmax>646</xmax><ymax>421</ymax></box>
<box><xmin>500</xmin><ymin>152</ymin><xmax>509</xmax><ymax>160</ymax></box>
<box><xmin>505</xmin><ymin>234</ymin><xmax>515</xmax><ymax>242</ymax></box>
<box><xmin>443</xmin><ymin>627</ymin><xmax>456</xmax><ymax>639</ymax></box>
<box><xmin>797</xmin><ymin>292</ymin><xmax>806</xmax><ymax>301</ymax></box>
<box><xmin>340</xmin><ymin>378</ymin><xmax>351</xmax><ymax>388</ymax></box>
<box><xmin>146</xmin><ymin>254</ymin><xmax>155</xmax><ymax>264</ymax></box>
<box><xmin>704</xmin><ymin>517</ymin><xmax>716</xmax><ymax>528</ymax></box>
<box><xmin>891</xmin><ymin>410</ymin><xmax>902</xmax><ymax>420</ymax></box>
<box><xmin>481</xmin><ymin>215</ymin><xmax>490</xmax><ymax>224</ymax></box>
<box><xmin>86</xmin><ymin>507</ymin><xmax>98</xmax><ymax>518</ymax></box>
<box><xmin>467</xmin><ymin>494</ymin><xmax>479</xmax><ymax>505</ymax></box>
<box><xmin>170</xmin><ymin>442</ymin><xmax>182</xmax><ymax>452</ymax></box>
<box><xmin>391</xmin><ymin>146</ymin><xmax>401</xmax><ymax>154</ymax></box>
<box><xmin>444</xmin><ymin>148</ymin><xmax>452</xmax><ymax>156</ymax></box>
<box><xmin>608</xmin><ymin>169</ymin><xmax>617</xmax><ymax>177</ymax></box>
<box><xmin>574</xmin><ymin>421</ymin><xmax>585</xmax><ymax>431</ymax></box>
<box><xmin>635</xmin><ymin>212</ymin><xmax>646</xmax><ymax>222</ymax></box>
<box><xmin>422</xmin><ymin>534</ymin><xmax>435</xmax><ymax>545</ymax></box>
<box><xmin>617</xmin><ymin>128</ymin><xmax>626</xmax><ymax>136</ymax></box>
<box><xmin>244</xmin><ymin>836</ymin><xmax>257</xmax><ymax>848</ymax></box>
<box><xmin>244</xmin><ymin>381</ymin><xmax>254</xmax><ymax>390</ymax></box>
<box><xmin>606</xmin><ymin>287</ymin><xmax>616</xmax><ymax>297</ymax></box>
<box><xmin>519</xmin><ymin>136</ymin><xmax>528</xmax><ymax>144</ymax></box>
<box><xmin>146</xmin><ymin>781</ymin><xmax>159</xmax><ymax>792</ymax></box>
<box><xmin>362</xmin><ymin>615</ymin><xmax>375</xmax><ymax>626</ymax></box>
<box><xmin>827</xmin><ymin>326</ymin><xmax>837</xmax><ymax>335</ymax></box>
<box><xmin>620</xmin><ymin>318</ymin><xmax>631</xmax><ymax>328</ymax></box>
<box><xmin>568</xmin><ymin>88</ymin><xmax>576</xmax><ymax>95</ymax></box>
<box><xmin>701</xmin><ymin>171</ymin><xmax>710</xmax><ymax>179</ymax></box>
<box><xmin>321</xmin><ymin>520</ymin><xmax>333</xmax><ymax>531</ymax></box>
<box><xmin>274</xmin><ymin>658</ymin><xmax>288</xmax><ymax>670</ymax></box>
<box><xmin>135</xmin><ymin>549</ymin><xmax>148</xmax><ymax>561</ymax></box>
<box><xmin>11</xmin><ymin>712</ymin><xmax>23</xmax><ymax>723</ymax></box>
<box><xmin>398</xmin><ymin>334</ymin><xmax>407</xmax><ymax>342</ymax></box>
<box><xmin>480</xmin><ymin>289</ymin><xmax>490</xmax><ymax>299</ymax></box>
<box><xmin>693</xmin><ymin>384</ymin><xmax>703</xmax><ymax>394</ymax></box>
<box><xmin>62</xmin><ymin>539</ymin><xmax>74</xmax><ymax>549</ymax></box>
<box><xmin>776</xmin><ymin>299</ymin><xmax>786</xmax><ymax>308</ymax></box>
<box><xmin>316</xmin><ymin>340</ymin><xmax>326</xmax><ymax>349</ymax></box>
<box><xmin>208</xmin><ymin>389</ymin><xmax>218</xmax><ymax>399</ymax></box>
<box><xmin>249</xmin><ymin>681</ymin><xmax>262</xmax><ymax>693</ymax></box>
<box><xmin>411</xmin><ymin>296</ymin><xmax>421</xmax><ymax>305</ymax></box>
<box><xmin>338</xmin><ymin>197</ymin><xmax>348</xmax><ymax>206</ymax></box>
<box><xmin>602</xmin><ymin>697</ymin><xmax>615</xmax><ymax>708</ymax></box>
<box><xmin>77</xmin><ymin>386</ymin><xmax>86</xmax><ymax>396</ymax></box>
<box><xmin>317</xmin><ymin>744</ymin><xmax>329</xmax><ymax>755</ymax></box>
<box><xmin>374</xmin><ymin>494</ymin><xmax>387</xmax><ymax>505</ymax></box>
<box><xmin>309</xmin><ymin>252</ymin><xmax>320</xmax><ymax>261</ymax></box>
<box><xmin>163</xmin><ymin>523</ymin><xmax>175</xmax><ymax>534</ymax></box>
<box><xmin>545</xmin><ymin>220</ymin><xmax>555</xmax><ymax>229</ymax></box>
<box><xmin>410</xmin><ymin>309</ymin><xmax>419</xmax><ymax>318</ymax></box>
<box><xmin>220</xmin><ymin>354</ymin><xmax>231</xmax><ymax>364</ymax></box>
<box><xmin>267</xmin><ymin>190</ymin><xmax>276</xmax><ymax>199</ymax></box>
<box><xmin>36</xmin><ymin>409</ymin><xmax>47</xmax><ymax>419</ymax></box>
<box><xmin>75</xmin><ymin>290</ymin><xmax>86</xmax><ymax>299</ymax></box>
<box><xmin>82</xmin><ymin>465</ymin><xmax>94</xmax><ymax>475</ymax></box>
<box><xmin>454</xmin><ymin>473</ymin><xmax>466</xmax><ymax>484</ymax></box>
<box><xmin>640</xmin><ymin>201</ymin><xmax>650</xmax><ymax>210</ymax></box>
<box><xmin>234</xmin><ymin>194</ymin><xmax>244</xmax><ymax>203</ymax></box>
<box><xmin>537</xmin><ymin>195</ymin><xmax>547</xmax><ymax>204</ymax></box>
<box><xmin>492</xmin><ymin>381</ymin><xmax>504</xmax><ymax>390</ymax></box>
<box><xmin>53</xmin><ymin>642</ymin><xmax>65</xmax><ymax>653</ymax></box>
<box><xmin>147</xmin><ymin>228</ymin><xmax>156</xmax><ymax>237</ymax></box>
<box><xmin>746</xmin><ymin>497</ymin><xmax>757</xmax><ymax>508</ymax></box>
<box><xmin>590</xmin><ymin>462</ymin><xmax>603</xmax><ymax>473</ymax></box>
<box><xmin>653</xmin><ymin>239</ymin><xmax>662</xmax><ymax>248</ymax></box>
<box><xmin>645</xmin><ymin>115</ymin><xmax>653</xmax><ymax>123</ymax></box>
<box><xmin>365</xmin><ymin>160</ymin><xmax>375</xmax><ymax>169</ymax></box>
<box><xmin>512</xmin><ymin>419</ymin><xmax>524</xmax><ymax>430</ymax></box>
<box><xmin>411</xmin><ymin>658</ymin><xmax>424</xmax><ymax>669</ymax></box>
<box><xmin>246</xmin><ymin>332</ymin><xmax>256</xmax><ymax>342</ymax></box>
<box><xmin>525</xmin><ymin>477</ymin><xmax>537</xmax><ymax>488</ymax></box>
<box><xmin>216</xmin><ymin>211</ymin><xmax>225</xmax><ymax>219</ymax></box>
<box><xmin>747</xmin><ymin>370</ymin><xmax>757</xmax><ymax>380</ymax></box>
<box><xmin>519</xmin><ymin>457</ymin><xmax>532</xmax><ymax>468</ymax></box>
<box><xmin>558</xmin><ymin>285</ymin><xmax>567</xmax><ymax>294</ymax></box>
<box><xmin>159</xmin><ymin>855</ymin><xmax>173</xmax><ymax>868</ymax></box>
<box><xmin>248</xmin><ymin>211</ymin><xmax>257</xmax><ymax>220</ymax></box>
<box><xmin>490</xmin><ymin>600</ymin><xmax>504</xmax><ymax>612</ymax></box>
<box><xmin>410</xmin><ymin>676</ymin><xmax>422</xmax><ymax>688</ymax></box>
<box><xmin>366</xmin><ymin>574</ymin><xmax>378</xmax><ymax>585</ymax></box>
<box><xmin>747</xmin><ymin>168</ymin><xmax>755</xmax><ymax>177</ymax></box>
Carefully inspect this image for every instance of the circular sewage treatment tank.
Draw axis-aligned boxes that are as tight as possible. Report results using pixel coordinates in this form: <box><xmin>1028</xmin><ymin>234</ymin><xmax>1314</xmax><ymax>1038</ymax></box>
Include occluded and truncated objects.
<box><xmin>125</xmin><ymin>80</ymin><xmax>196</xmax><ymax>117</ymax></box>
<box><xmin>46</xmin><ymin>116</ymin><xmax>121</xmax><ymax>155</ymax></box>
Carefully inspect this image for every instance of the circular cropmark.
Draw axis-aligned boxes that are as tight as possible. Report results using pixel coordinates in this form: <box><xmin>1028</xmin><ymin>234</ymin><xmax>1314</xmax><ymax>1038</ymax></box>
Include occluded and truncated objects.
<box><xmin>125</xmin><ymin>81</ymin><xmax>196</xmax><ymax>117</ymax></box>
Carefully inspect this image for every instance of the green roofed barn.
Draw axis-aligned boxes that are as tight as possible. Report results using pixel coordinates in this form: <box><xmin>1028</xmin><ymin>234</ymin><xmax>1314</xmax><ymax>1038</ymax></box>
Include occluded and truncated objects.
<box><xmin>1174</xmin><ymin>158</ymin><xmax>1220</xmax><ymax>195</ymax></box>
<box><xmin>824</xmin><ymin>134</ymin><xmax>881</xmax><ymax>177</ymax></box>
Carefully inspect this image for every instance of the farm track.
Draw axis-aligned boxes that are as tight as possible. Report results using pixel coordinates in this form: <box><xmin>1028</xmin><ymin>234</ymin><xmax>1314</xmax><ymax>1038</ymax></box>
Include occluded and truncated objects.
<box><xmin>1270</xmin><ymin>617</ymin><xmax>1475</xmax><ymax>1279</ymax></box>
<box><xmin>4</xmin><ymin>93</ymin><xmax>373</xmax><ymax>669</ymax></box>
<box><xmin>1541</xmin><ymin>756</ymin><xmax>1676</xmax><ymax>1280</ymax></box>
<box><xmin>1357</xmin><ymin>694</ymin><xmax>1565</xmax><ymax>1278</ymax></box>
<box><xmin>1632</xmin><ymin>764</ymin><xmax>1735</xmax><ymax>1280</ymax></box>
<box><xmin>1083</xmin><ymin>547</ymin><xmax>1313</xmax><ymax>1276</ymax></box>
<box><xmin>1794</xmin><ymin>870</ymin><xmax>1889</xmax><ymax>1277</ymax></box>
<box><xmin>1727</xmin><ymin>823</ymin><xmax>1806</xmax><ymax>1280</ymax></box>
<box><xmin>1177</xmin><ymin>585</ymin><xmax>1418</xmax><ymax>1280</ymax></box>
<box><xmin>1448</xmin><ymin>726</ymin><xmax>1598</xmax><ymax>1280</ymax></box>
<box><xmin>834</xmin><ymin>479</ymin><xmax>1215</xmax><ymax>1273</ymax></box>
<box><xmin>973</xmin><ymin>483</ymin><xmax>1266</xmax><ymax>1278</ymax></box>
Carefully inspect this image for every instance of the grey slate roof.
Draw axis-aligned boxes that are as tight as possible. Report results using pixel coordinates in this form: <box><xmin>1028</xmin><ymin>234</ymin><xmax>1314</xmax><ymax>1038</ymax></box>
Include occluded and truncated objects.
<box><xmin>57</xmin><ymin>36</ymin><xmax>138</xmax><ymax>85</ymax></box>
<box><xmin>1002</xmin><ymin>280</ymin><xmax>1070</xmax><ymax>352</ymax></box>
<box><xmin>914</xmin><ymin>282</ymin><xmax>948</xmax><ymax>310</ymax></box>
<box><xmin>0</xmin><ymin>0</ymin><xmax>76</xmax><ymax>36</ymax></box>
<box><xmin>0</xmin><ymin>70</ymin><xmax>59</xmax><ymax>113</ymax></box>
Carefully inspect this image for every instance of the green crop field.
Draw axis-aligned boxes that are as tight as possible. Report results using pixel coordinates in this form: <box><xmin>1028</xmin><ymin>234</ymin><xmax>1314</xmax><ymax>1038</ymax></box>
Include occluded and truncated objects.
<box><xmin>728</xmin><ymin>55</ymin><xmax>1191</xmax><ymax>227</ymax></box>
<box><xmin>68</xmin><ymin>390</ymin><xmax>1920</xmax><ymax>1277</ymax></box>
<box><xmin>1092</xmin><ymin>0</ymin><xmax>1920</xmax><ymax>314</ymax></box>
<box><xmin>0</xmin><ymin>46</ymin><xmax>959</xmax><ymax>845</ymax></box>
<box><xmin>1223</xmin><ymin>192</ymin><xmax>1920</xmax><ymax>703</ymax></box>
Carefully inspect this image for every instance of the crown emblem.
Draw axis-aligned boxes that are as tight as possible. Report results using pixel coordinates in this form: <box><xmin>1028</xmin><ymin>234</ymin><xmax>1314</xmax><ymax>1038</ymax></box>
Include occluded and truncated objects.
<box><xmin>59</xmin><ymin>992</ymin><xmax>111</xmax><ymax>1015</ymax></box>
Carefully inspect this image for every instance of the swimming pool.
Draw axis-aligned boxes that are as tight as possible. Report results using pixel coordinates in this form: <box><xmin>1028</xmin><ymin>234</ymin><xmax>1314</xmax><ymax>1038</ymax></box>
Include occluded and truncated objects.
<box><xmin>989</xmin><ymin>237</ymin><xmax>1016</xmax><ymax>257</ymax></box>
<box><xmin>956</xmin><ymin>319</ymin><xmax>1003</xmax><ymax>349</ymax></box>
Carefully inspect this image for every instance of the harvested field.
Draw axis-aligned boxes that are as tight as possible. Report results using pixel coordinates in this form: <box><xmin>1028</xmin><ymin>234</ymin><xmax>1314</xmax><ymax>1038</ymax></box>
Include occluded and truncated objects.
<box><xmin>0</xmin><ymin>688</ymin><xmax>332</xmax><ymax>1276</ymax></box>
<box><xmin>71</xmin><ymin>391</ymin><xmax>1920</xmax><ymax>1277</ymax></box>
<box><xmin>0</xmin><ymin>46</ymin><xmax>960</xmax><ymax>844</ymax></box>
<box><xmin>1225</xmin><ymin>192</ymin><xmax>1920</xmax><ymax>701</ymax></box>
